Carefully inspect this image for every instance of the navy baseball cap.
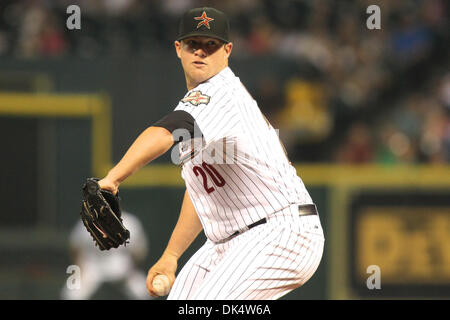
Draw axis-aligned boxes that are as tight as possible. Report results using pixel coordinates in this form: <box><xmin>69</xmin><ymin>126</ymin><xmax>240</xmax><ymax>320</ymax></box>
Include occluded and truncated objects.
<box><xmin>176</xmin><ymin>7</ymin><xmax>230</xmax><ymax>43</ymax></box>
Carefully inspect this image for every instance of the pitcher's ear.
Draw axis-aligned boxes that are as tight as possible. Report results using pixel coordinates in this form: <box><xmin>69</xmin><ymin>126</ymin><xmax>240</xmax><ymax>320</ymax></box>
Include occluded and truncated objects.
<box><xmin>224</xmin><ymin>42</ymin><xmax>233</xmax><ymax>57</ymax></box>
<box><xmin>175</xmin><ymin>41</ymin><xmax>182</xmax><ymax>58</ymax></box>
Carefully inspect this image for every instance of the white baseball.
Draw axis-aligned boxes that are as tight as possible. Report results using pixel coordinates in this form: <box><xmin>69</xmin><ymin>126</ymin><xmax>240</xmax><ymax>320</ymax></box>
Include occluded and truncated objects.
<box><xmin>152</xmin><ymin>274</ymin><xmax>171</xmax><ymax>296</ymax></box>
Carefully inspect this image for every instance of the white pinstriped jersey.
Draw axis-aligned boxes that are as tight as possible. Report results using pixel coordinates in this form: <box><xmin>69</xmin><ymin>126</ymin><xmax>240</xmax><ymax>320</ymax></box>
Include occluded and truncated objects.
<box><xmin>174</xmin><ymin>67</ymin><xmax>313</xmax><ymax>243</ymax></box>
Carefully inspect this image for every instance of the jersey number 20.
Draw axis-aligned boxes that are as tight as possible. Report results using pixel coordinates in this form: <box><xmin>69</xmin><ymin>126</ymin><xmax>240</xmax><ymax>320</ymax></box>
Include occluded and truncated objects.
<box><xmin>193</xmin><ymin>162</ymin><xmax>226</xmax><ymax>194</ymax></box>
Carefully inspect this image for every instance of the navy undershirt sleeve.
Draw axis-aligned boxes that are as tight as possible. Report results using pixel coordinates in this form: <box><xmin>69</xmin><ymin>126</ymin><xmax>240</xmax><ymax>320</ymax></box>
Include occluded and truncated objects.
<box><xmin>152</xmin><ymin>110</ymin><xmax>202</xmax><ymax>143</ymax></box>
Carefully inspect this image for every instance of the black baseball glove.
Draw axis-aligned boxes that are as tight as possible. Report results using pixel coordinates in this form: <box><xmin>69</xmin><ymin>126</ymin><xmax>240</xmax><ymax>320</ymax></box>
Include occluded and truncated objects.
<box><xmin>80</xmin><ymin>178</ymin><xmax>130</xmax><ymax>250</ymax></box>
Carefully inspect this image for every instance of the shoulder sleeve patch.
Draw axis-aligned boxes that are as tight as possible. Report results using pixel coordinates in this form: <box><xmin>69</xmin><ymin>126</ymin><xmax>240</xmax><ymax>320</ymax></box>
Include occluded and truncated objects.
<box><xmin>181</xmin><ymin>90</ymin><xmax>211</xmax><ymax>106</ymax></box>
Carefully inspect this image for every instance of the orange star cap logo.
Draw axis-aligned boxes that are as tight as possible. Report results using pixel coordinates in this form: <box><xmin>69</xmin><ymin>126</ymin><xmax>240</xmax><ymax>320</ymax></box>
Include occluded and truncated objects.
<box><xmin>194</xmin><ymin>11</ymin><xmax>214</xmax><ymax>29</ymax></box>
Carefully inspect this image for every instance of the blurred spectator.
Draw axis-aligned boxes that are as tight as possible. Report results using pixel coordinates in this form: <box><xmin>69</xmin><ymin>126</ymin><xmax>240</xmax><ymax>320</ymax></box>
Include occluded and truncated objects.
<box><xmin>389</xmin><ymin>12</ymin><xmax>433</xmax><ymax>68</ymax></box>
<box><xmin>420</xmin><ymin>106</ymin><xmax>449</xmax><ymax>164</ymax></box>
<box><xmin>276</xmin><ymin>78</ymin><xmax>332</xmax><ymax>152</ymax></box>
<box><xmin>439</xmin><ymin>73</ymin><xmax>450</xmax><ymax>109</ymax></box>
<box><xmin>334</xmin><ymin>122</ymin><xmax>374</xmax><ymax>164</ymax></box>
<box><xmin>102</xmin><ymin>0</ymin><xmax>138</xmax><ymax>17</ymax></box>
<box><xmin>373</xmin><ymin>122</ymin><xmax>418</xmax><ymax>164</ymax></box>
<box><xmin>246</xmin><ymin>16</ymin><xmax>279</xmax><ymax>55</ymax></box>
<box><xmin>39</xmin><ymin>15</ymin><xmax>67</xmax><ymax>57</ymax></box>
<box><xmin>14</xmin><ymin>1</ymin><xmax>48</xmax><ymax>58</ymax></box>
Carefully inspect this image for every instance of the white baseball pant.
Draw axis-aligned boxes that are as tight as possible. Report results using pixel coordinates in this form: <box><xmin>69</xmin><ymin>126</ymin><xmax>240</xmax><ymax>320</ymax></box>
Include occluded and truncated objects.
<box><xmin>167</xmin><ymin>204</ymin><xmax>325</xmax><ymax>300</ymax></box>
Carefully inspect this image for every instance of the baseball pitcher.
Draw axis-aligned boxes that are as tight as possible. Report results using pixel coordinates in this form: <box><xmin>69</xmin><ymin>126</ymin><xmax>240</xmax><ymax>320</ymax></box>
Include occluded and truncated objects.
<box><xmin>97</xmin><ymin>7</ymin><xmax>325</xmax><ymax>300</ymax></box>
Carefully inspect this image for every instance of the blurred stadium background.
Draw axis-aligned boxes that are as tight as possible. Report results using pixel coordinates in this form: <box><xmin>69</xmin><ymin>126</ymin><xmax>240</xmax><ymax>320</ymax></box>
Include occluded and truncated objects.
<box><xmin>0</xmin><ymin>0</ymin><xmax>449</xmax><ymax>300</ymax></box>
